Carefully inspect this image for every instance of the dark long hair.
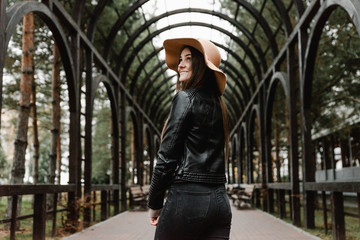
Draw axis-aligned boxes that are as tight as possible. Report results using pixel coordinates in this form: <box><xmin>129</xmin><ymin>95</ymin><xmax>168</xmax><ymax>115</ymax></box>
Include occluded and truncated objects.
<box><xmin>162</xmin><ymin>46</ymin><xmax>229</xmax><ymax>160</ymax></box>
<box><xmin>176</xmin><ymin>46</ymin><xmax>220</xmax><ymax>97</ymax></box>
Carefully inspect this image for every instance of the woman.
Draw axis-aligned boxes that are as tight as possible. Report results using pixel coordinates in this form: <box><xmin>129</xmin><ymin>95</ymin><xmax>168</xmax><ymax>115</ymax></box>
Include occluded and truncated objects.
<box><xmin>147</xmin><ymin>38</ymin><xmax>232</xmax><ymax>240</ymax></box>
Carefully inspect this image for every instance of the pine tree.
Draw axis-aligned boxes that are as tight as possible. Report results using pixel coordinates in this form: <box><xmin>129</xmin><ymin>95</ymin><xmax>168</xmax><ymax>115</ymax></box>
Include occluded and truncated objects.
<box><xmin>6</xmin><ymin>9</ymin><xmax>34</xmax><ymax>230</ymax></box>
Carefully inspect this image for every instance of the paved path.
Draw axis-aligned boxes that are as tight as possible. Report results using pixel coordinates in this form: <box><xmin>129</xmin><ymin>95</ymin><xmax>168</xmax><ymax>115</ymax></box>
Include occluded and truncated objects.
<box><xmin>64</xmin><ymin>205</ymin><xmax>322</xmax><ymax>240</ymax></box>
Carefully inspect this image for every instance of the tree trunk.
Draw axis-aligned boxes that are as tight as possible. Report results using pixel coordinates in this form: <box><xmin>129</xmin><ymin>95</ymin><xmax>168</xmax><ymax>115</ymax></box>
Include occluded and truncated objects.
<box><xmin>274</xmin><ymin>114</ymin><xmax>281</xmax><ymax>182</ymax></box>
<box><xmin>31</xmin><ymin>69</ymin><xmax>39</xmax><ymax>185</ymax></box>
<box><xmin>46</xmin><ymin>42</ymin><xmax>62</xmax><ymax>210</ymax></box>
<box><xmin>51</xmin><ymin>42</ymin><xmax>61</xmax><ymax>185</ymax></box>
<box><xmin>6</xmin><ymin>10</ymin><xmax>34</xmax><ymax>230</ymax></box>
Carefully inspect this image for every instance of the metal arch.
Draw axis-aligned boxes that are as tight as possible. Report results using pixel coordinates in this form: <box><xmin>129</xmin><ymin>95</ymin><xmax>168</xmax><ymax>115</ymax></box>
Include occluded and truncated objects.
<box><xmin>147</xmin><ymin>76</ymin><xmax>176</xmax><ymax>119</ymax></box>
<box><xmin>239</xmin><ymin>121</ymin><xmax>248</xmax><ymax>183</ymax></box>
<box><xmin>122</xmin><ymin>52</ymin><xmax>245</xmax><ymax>127</ymax></box>
<box><xmin>233</xmin><ymin>0</ymin><xmax>279</xmax><ymax>57</ymax></box>
<box><xmin>226</xmin><ymin>82</ymin><xmax>244</xmax><ymax>122</ymax></box>
<box><xmin>118</xmin><ymin>22</ymin><xmax>263</xmax><ymax>90</ymax></box>
<box><xmin>43</xmin><ymin>0</ymin><xmax>158</xmax><ymax>134</ymax></box>
<box><xmin>119</xmin><ymin>7</ymin><xmax>269</xmax><ymax>95</ymax></box>
<box><xmin>153</xmin><ymin>134</ymin><xmax>160</xmax><ymax>157</ymax></box>
<box><xmin>230</xmin><ymin>134</ymin><xmax>239</xmax><ymax>183</ymax></box>
<box><xmin>302</xmin><ymin>0</ymin><xmax>360</xmax><ymax>109</ymax></box>
<box><xmin>84</xmin><ymin>74</ymin><xmax>120</xmax><ymax>211</ymax></box>
<box><xmin>130</xmin><ymin>47</ymin><xmax>164</xmax><ymax>94</ymax></box>
<box><xmin>5</xmin><ymin>1</ymin><xmax>77</xmax><ymax>111</ymax></box>
<box><xmin>103</xmin><ymin>0</ymin><xmax>150</xmax><ymax>60</ymax></box>
<box><xmin>222</xmin><ymin>70</ymin><xmax>245</xmax><ymax>112</ymax></box>
<box><xmin>134</xmin><ymin>41</ymin><xmax>253</xmax><ymax>114</ymax></box>
<box><xmin>222</xmin><ymin>93</ymin><xmax>238</xmax><ymax>127</ymax></box>
<box><xmin>116</xmin><ymin>8</ymin><xmax>268</xmax><ymax>77</ymax></box>
<box><xmin>148</xmin><ymin>84</ymin><xmax>174</xmax><ymax>120</ymax></box>
<box><xmin>264</xmin><ymin>72</ymin><xmax>290</xmax><ymax>144</ymax></box>
<box><xmin>221</xmin><ymin>61</ymin><xmax>251</xmax><ymax>103</ymax></box>
<box><xmin>134</xmin><ymin>60</ymin><xmax>168</xmax><ymax>96</ymax></box>
<box><xmin>143</xmin><ymin>123</ymin><xmax>155</xmax><ymax>180</ymax></box>
<box><xmin>231</xmin><ymin>133</ymin><xmax>239</xmax><ymax>152</ymax></box>
<box><xmin>137</xmin><ymin>63</ymin><xmax>168</xmax><ymax>105</ymax></box>
<box><xmin>144</xmin><ymin>84</ymin><xmax>175</xmax><ymax>118</ymax></box>
<box><xmin>293</xmin><ymin>0</ymin><xmax>305</xmax><ymax>18</ymax></box>
<box><xmin>91</xmin><ymin>75</ymin><xmax>119</xmax><ymax>118</ymax></box>
<box><xmin>43</xmin><ymin>1</ymin><xmax>159</xmax><ymax>134</ymax></box>
<box><xmin>124</xmin><ymin>24</ymin><xmax>260</xmax><ymax>103</ymax></box>
<box><xmin>86</xmin><ymin>74</ymin><xmax>120</xmax><ymax>197</ymax></box>
<box><xmin>240</xmin><ymin>121</ymin><xmax>248</xmax><ymax>153</ymax></box>
<box><xmin>248</xmin><ymin>103</ymin><xmax>261</xmax><ymax>137</ymax></box>
<box><xmin>142</xmin><ymin>60</ymin><xmax>246</xmax><ymax>119</ymax></box>
<box><xmin>247</xmin><ymin>103</ymin><xmax>261</xmax><ymax>183</ymax></box>
<box><xmin>266</xmin><ymin>72</ymin><xmax>290</xmax><ymax>109</ymax></box>
<box><xmin>214</xmin><ymin>42</ymin><xmax>256</xmax><ymax>92</ymax></box>
<box><xmin>103</xmin><ymin>0</ymin><xmax>279</xmax><ymax>64</ymax></box>
<box><xmin>86</xmin><ymin>0</ymin><xmax>111</xmax><ymax>40</ymax></box>
<box><xmin>145</xmin><ymin>64</ymin><xmax>245</xmax><ymax>125</ymax></box>
<box><xmin>138</xmin><ymin>68</ymin><xmax>169</xmax><ymax>110</ymax></box>
<box><xmin>154</xmin><ymin>134</ymin><xmax>160</xmax><ymax>147</ymax></box>
<box><xmin>118</xmin><ymin>21</ymin><xmax>264</xmax><ymax>81</ymax></box>
<box><xmin>238</xmin><ymin>123</ymin><xmax>247</xmax><ymax>184</ymax></box>
<box><xmin>71</xmin><ymin>0</ymin><xmax>85</xmax><ymax>25</ymax></box>
<box><xmin>125</xmin><ymin>106</ymin><xmax>141</xmax><ymax>142</ymax></box>
<box><xmin>154</xmin><ymin>98</ymin><xmax>172</xmax><ymax>127</ymax></box>
<box><xmin>143</xmin><ymin>124</ymin><xmax>154</xmax><ymax>152</ymax></box>
<box><xmin>148</xmin><ymin>84</ymin><xmax>176</xmax><ymax>122</ymax></box>
<box><xmin>222</xmin><ymin>68</ymin><xmax>246</xmax><ymax>114</ymax></box>
<box><xmin>142</xmin><ymin>79</ymin><xmax>174</xmax><ymax>116</ymax></box>
<box><xmin>125</xmin><ymin>106</ymin><xmax>142</xmax><ymax>181</ymax></box>
<box><xmin>271</xmin><ymin>0</ymin><xmax>293</xmax><ymax>36</ymax></box>
<box><xmin>138</xmin><ymin>68</ymin><xmax>170</xmax><ymax>108</ymax></box>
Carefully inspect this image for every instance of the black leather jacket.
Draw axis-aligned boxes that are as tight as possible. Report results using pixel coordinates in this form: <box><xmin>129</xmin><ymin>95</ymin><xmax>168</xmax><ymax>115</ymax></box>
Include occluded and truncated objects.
<box><xmin>148</xmin><ymin>88</ymin><xmax>226</xmax><ymax>210</ymax></box>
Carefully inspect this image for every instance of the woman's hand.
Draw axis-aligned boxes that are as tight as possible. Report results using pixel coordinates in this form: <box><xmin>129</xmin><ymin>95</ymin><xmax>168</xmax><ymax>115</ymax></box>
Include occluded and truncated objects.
<box><xmin>149</xmin><ymin>208</ymin><xmax>161</xmax><ymax>226</ymax></box>
<box><xmin>149</xmin><ymin>217</ymin><xmax>159</xmax><ymax>226</ymax></box>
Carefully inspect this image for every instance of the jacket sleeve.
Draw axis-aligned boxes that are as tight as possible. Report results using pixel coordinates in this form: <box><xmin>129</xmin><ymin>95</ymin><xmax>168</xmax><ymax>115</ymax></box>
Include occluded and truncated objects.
<box><xmin>147</xmin><ymin>91</ymin><xmax>192</xmax><ymax>210</ymax></box>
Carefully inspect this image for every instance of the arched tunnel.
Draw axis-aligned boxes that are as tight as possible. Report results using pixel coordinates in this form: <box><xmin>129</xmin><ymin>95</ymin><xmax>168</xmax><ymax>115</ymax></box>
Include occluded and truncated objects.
<box><xmin>1</xmin><ymin>0</ymin><xmax>360</xmax><ymax>239</ymax></box>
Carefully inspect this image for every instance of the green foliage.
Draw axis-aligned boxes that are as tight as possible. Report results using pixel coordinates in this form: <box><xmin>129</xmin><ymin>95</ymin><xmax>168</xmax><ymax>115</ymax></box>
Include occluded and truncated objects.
<box><xmin>3</xmin><ymin>24</ymin><xmax>22</xmax><ymax>110</ymax></box>
<box><xmin>0</xmin><ymin>140</ymin><xmax>10</xmax><ymax>182</ymax></box>
<box><xmin>91</xmin><ymin>88</ymin><xmax>112</xmax><ymax>184</ymax></box>
<box><xmin>312</xmin><ymin>8</ymin><xmax>360</xmax><ymax>137</ymax></box>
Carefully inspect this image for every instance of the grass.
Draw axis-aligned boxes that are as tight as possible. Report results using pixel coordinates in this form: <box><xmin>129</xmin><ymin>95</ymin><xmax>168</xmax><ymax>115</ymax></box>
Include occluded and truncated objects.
<box><xmin>268</xmin><ymin>197</ymin><xmax>360</xmax><ymax>240</ymax></box>
<box><xmin>275</xmin><ymin>210</ymin><xmax>360</xmax><ymax>240</ymax></box>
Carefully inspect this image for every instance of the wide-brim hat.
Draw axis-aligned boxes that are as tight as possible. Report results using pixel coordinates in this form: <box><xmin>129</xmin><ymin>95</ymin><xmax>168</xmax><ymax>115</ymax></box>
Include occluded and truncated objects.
<box><xmin>163</xmin><ymin>38</ymin><xmax>226</xmax><ymax>95</ymax></box>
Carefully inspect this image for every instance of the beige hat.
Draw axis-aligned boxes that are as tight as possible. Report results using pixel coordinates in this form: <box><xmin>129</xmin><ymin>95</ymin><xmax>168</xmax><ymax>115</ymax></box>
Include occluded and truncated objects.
<box><xmin>163</xmin><ymin>38</ymin><xmax>226</xmax><ymax>94</ymax></box>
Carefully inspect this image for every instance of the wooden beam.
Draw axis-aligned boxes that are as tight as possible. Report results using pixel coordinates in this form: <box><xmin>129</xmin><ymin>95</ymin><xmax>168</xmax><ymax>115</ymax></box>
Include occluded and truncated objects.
<box><xmin>0</xmin><ymin>184</ymin><xmax>76</xmax><ymax>197</ymax></box>
<box><xmin>304</xmin><ymin>181</ymin><xmax>360</xmax><ymax>192</ymax></box>
<box><xmin>33</xmin><ymin>194</ymin><xmax>46</xmax><ymax>240</ymax></box>
<box><xmin>331</xmin><ymin>192</ymin><xmax>345</xmax><ymax>240</ymax></box>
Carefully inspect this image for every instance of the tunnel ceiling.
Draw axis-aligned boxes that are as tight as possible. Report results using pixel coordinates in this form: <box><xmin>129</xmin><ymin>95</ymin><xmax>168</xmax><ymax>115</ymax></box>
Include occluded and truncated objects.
<box><xmin>78</xmin><ymin>0</ymin><xmax>305</xmax><ymax>132</ymax></box>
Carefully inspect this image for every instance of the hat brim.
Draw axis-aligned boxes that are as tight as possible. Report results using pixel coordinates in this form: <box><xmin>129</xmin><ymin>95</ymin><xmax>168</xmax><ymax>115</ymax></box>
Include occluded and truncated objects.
<box><xmin>163</xmin><ymin>38</ymin><xmax>226</xmax><ymax>95</ymax></box>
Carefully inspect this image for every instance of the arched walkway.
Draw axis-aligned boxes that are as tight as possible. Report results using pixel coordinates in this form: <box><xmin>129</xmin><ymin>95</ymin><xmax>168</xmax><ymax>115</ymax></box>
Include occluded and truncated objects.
<box><xmin>1</xmin><ymin>1</ymin><xmax>360</xmax><ymax>240</ymax></box>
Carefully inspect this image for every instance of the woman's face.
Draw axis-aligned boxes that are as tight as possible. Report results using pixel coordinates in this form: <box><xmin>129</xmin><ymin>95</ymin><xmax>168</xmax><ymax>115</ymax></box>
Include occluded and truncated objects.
<box><xmin>178</xmin><ymin>47</ymin><xmax>192</xmax><ymax>82</ymax></box>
